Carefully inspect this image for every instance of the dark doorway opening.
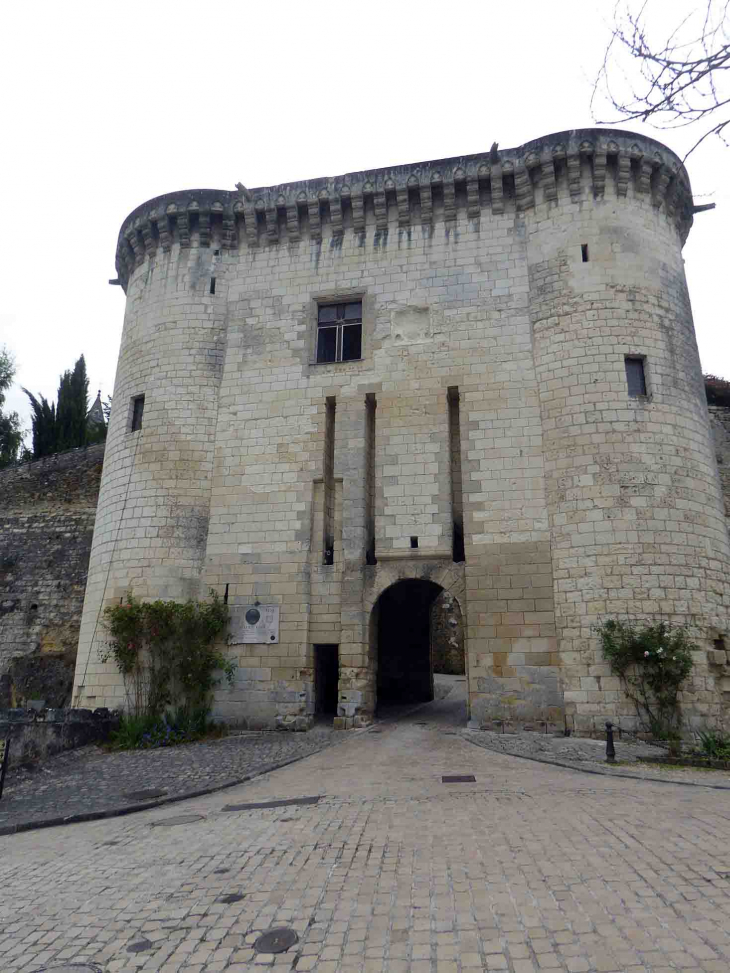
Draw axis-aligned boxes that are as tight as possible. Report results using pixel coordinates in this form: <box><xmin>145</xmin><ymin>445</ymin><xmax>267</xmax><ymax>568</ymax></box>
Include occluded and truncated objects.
<box><xmin>314</xmin><ymin>644</ymin><xmax>339</xmax><ymax>717</ymax></box>
<box><xmin>376</xmin><ymin>579</ymin><xmax>442</xmax><ymax>706</ymax></box>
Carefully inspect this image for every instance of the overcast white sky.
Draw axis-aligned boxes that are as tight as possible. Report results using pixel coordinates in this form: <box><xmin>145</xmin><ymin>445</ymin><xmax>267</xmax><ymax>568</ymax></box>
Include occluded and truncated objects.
<box><xmin>1</xmin><ymin>0</ymin><xmax>727</xmax><ymax>442</ymax></box>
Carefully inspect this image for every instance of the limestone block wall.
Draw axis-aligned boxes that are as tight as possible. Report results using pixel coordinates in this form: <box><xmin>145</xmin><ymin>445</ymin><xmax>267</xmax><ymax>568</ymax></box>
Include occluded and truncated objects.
<box><xmin>0</xmin><ymin>445</ymin><xmax>104</xmax><ymax>706</ymax></box>
<box><xmin>526</xmin><ymin>149</ymin><xmax>730</xmax><ymax>732</ymax></box>
<box><xmin>73</xmin><ymin>248</ymin><xmax>228</xmax><ymax>709</ymax></box>
<box><xmin>73</xmin><ymin>127</ymin><xmax>730</xmax><ymax>732</ymax></box>
<box><xmin>709</xmin><ymin>405</ymin><xmax>730</xmax><ymax>518</ymax></box>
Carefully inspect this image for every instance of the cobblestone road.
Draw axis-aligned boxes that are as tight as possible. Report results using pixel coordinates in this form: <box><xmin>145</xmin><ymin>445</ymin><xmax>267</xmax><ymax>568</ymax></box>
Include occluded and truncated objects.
<box><xmin>0</xmin><ymin>725</ymin><xmax>340</xmax><ymax>833</ymax></box>
<box><xmin>3</xmin><ymin>683</ymin><xmax>730</xmax><ymax>972</ymax></box>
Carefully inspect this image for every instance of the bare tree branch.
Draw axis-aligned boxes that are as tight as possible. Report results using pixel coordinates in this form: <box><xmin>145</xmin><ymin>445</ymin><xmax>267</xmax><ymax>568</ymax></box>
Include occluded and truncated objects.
<box><xmin>593</xmin><ymin>0</ymin><xmax>730</xmax><ymax>159</ymax></box>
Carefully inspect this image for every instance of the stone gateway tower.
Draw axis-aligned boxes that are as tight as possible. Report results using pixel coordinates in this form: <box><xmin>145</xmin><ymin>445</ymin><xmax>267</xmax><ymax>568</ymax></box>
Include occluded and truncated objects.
<box><xmin>73</xmin><ymin>128</ymin><xmax>730</xmax><ymax>733</ymax></box>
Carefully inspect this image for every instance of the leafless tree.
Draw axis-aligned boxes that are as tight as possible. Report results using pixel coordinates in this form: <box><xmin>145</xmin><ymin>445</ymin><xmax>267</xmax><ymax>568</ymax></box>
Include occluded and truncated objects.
<box><xmin>593</xmin><ymin>1</ymin><xmax>730</xmax><ymax>159</ymax></box>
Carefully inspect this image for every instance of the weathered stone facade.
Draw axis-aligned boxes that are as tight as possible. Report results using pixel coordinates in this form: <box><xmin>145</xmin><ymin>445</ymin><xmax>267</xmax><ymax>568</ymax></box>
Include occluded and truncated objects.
<box><xmin>73</xmin><ymin>128</ymin><xmax>730</xmax><ymax>733</ymax></box>
<box><xmin>1</xmin><ymin>445</ymin><xmax>104</xmax><ymax>707</ymax></box>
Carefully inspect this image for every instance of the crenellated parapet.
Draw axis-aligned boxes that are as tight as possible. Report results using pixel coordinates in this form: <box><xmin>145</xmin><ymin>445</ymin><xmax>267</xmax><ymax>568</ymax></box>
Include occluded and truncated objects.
<box><xmin>115</xmin><ymin>128</ymin><xmax>694</xmax><ymax>290</ymax></box>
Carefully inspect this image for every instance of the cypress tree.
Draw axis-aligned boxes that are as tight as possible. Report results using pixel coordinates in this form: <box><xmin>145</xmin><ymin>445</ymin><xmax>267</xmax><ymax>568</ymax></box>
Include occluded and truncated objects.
<box><xmin>22</xmin><ymin>390</ymin><xmax>57</xmax><ymax>458</ymax></box>
<box><xmin>56</xmin><ymin>355</ymin><xmax>89</xmax><ymax>451</ymax></box>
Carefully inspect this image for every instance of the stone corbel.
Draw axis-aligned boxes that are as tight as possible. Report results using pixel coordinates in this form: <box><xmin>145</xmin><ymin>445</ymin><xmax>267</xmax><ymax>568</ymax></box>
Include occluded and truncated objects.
<box><xmin>396</xmin><ymin>187</ymin><xmax>410</xmax><ymax>228</ymax></box>
<box><xmin>466</xmin><ymin>176</ymin><xmax>480</xmax><ymax>220</ymax></box>
<box><xmin>265</xmin><ymin>203</ymin><xmax>279</xmax><ymax>243</ymax></box>
<box><xmin>177</xmin><ymin>212</ymin><xmax>190</xmax><ymax>249</ymax></box>
<box><xmin>374</xmin><ymin>189</ymin><xmax>388</xmax><ymax>232</ymax></box>
<box><xmin>419</xmin><ymin>183</ymin><xmax>432</xmax><ymax>224</ymax></box>
<box><xmin>198</xmin><ymin>211</ymin><xmax>211</xmax><ymax>249</ymax></box>
<box><xmin>490</xmin><ymin>164</ymin><xmax>504</xmax><ymax>215</ymax></box>
<box><xmin>514</xmin><ymin>163</ymin><xmax>534</xmax><ymax>212</ymax></box>
<box><xmin>351</xmin><ymin>191</ymin><xmax>365</xmax><ymax>233</ymax></box>
<box><xmin>286</xmin><ymin>203</ymin><xmax>300</xmax><ymax>242</ymax></box>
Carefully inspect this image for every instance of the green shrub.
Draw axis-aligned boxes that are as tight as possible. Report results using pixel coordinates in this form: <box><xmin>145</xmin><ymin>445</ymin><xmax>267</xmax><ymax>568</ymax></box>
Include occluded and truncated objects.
<box><xmin>100</xmin><ymin>591</ymin><xmax>234</xmax><ymax>733</ymax></box>
<box><xmin>697</xmin><ymin>728</ymin><xmax>730</xmax><ymax>760</ymax></box>
<box><xmin>596</xmin><ymin>618</ymin><xmax>696</xmax><ymax>738</ymax></box>
<box><xmin>109</xmin><ymin>707</ymin><xmax>228</xmax><ymax>750</ymax></box>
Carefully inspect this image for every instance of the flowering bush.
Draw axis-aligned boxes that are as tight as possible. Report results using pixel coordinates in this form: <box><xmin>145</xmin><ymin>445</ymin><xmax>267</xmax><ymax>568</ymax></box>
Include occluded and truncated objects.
<box><xmin>100</xmin><ymin>591</ymin><xmax>234</xmax><ymax>728</ymax></box>
<box><xmin>596</xmin><ymin>619</ymin><xmax>695</xmax><ymax>738</ymax></box>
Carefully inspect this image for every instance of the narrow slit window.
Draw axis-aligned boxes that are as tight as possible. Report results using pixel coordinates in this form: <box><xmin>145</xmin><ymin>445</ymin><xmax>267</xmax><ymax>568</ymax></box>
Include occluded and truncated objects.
<box><xmin>317</xmin><ymin>302</ymin><xmax>362</xmax><ymax>363</ymax></box>
<box><xmin>131</xmin><ymin>394</ymin><xmax>145</xmax><ymax>431</ymax></box>
<box><xmin>209</xmin><ymin>277</ymin><xmax>216</xmax><ymax>295</ymax></box>
<box><xmin>625</xmin><ymin>357</ymin><xmax>647</xmax><ymax>397</ymax></box>
<box><xmin>448</xmin><ymin>386</ymin><xmax>465</xmax><ymax>563</ymax></box>
<box><xmin>410</xmin><ymin>536</ymin><xmax>418</xmax><ymax>549</ymax></box>
<box><xmin>323</xmin><ymin>397</ymin><xmax>336</xmax><ymax>565</ymax></box>
<box><xmin>581</xmin><ymin>244</ymin><xmax>589</xmax><ymax>263</ymax></box>
<box><xmin>365</xmin><ymin>393</ymin><xmax>377</xmax><ymax>565</ymax></box>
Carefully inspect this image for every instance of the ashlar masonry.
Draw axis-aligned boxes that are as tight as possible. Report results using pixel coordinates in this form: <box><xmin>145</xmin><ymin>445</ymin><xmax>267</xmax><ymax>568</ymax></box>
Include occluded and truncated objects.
<box><xmin>72</xmin><ymin>128</ymin><xmax>730</xmax><ymax>733</ymax></box>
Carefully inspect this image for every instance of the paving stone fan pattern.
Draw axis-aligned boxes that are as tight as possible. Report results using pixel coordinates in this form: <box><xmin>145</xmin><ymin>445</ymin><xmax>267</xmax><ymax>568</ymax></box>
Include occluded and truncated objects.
<box><xmin>4</xmin><ymin>688</ymin><xmax>730</xmax><ymax>972</ymax></box>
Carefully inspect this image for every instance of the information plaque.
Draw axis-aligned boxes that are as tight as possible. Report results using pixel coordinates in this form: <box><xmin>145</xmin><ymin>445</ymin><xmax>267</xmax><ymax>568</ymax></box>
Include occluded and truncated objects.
<box><xmin>229</xmin><ymin>605</ymin><xmax>280</xmax><ymax>645</ymax></box>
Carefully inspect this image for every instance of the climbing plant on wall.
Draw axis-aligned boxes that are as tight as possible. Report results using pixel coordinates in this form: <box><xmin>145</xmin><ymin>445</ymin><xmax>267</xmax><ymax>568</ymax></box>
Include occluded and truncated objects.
<box><xmin>100</xmin><ymin>592</ymin><xmax>233</xmax><ymax>720</ymax></box>
<box><xmin>596</xmin><ymin>618</ymin><xmax>696</xmax><ymax>738</ymax></box>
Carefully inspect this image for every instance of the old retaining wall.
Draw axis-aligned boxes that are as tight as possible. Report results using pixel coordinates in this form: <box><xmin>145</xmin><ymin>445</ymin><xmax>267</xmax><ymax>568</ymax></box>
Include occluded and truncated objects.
<box><xmin>0</xmin><ymin>707</ymin><xmax>117</xmax><ymax>769</ymax></box>
<box><xmin>0</xmin><ymin>444</ymin><xmax>104</xmax><ymax>706</ymax></box>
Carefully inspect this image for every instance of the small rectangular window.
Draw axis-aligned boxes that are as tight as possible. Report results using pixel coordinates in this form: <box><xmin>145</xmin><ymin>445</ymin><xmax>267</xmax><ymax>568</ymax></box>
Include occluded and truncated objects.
<box><xmin>317</xmin><ymin>302</ymin><xmax>362</xmax><ymax>363</ymax></box>
<box><xmin>625</xmin><ymin>357</ymin><xmax>647</xmax><ymax>397</ymax></box>
<box><xmin>581</xmin><ymin>244</ymin><xmax>589</xmax><ymax>263</ymax></box>
<box><xmin>131</xmin><ymin>394</ymin><xmax>145</xmax><ymax>431</ymax></box>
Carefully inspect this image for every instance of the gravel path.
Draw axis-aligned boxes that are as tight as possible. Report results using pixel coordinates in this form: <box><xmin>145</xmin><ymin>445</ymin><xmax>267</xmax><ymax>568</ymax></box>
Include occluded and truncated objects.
<box><xmin>465</xmin><ymin>727</ymin><xmax>730</xmax><ymax>787</ymax></box>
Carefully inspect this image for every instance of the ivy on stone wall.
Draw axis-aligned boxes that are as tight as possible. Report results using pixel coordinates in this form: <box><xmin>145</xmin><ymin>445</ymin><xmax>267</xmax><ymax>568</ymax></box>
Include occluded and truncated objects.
<box><xmin>596</xmin><ymin>618</ymin><xmax>695</xmax><ymax>738</ymax></box>
<box><xmin>100</xmin><ymin>592</ymin><xmax>233</xmax><ymax>720</ymax></box>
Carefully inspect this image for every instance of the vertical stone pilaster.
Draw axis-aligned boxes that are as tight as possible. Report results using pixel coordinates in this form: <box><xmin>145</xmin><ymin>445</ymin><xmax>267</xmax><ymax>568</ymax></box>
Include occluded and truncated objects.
<box><xmin>335</xmin><ymin>395</ymin><xmax>373</xmax><ymax>726</ymax></box>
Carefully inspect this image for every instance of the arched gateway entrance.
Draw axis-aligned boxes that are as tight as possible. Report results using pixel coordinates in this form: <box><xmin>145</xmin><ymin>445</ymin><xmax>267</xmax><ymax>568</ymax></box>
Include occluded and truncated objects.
<box><xmin>371</xmin><ymin>577</ymin><xmax>466</xmax><ymax>713</ymax></box>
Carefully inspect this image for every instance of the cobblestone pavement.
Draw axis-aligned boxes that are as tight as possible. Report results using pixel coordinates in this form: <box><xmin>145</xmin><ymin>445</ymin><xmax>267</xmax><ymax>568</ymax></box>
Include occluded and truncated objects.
<box><xmin>4</xmin><ymin>684</ymin><xmax>730</xmax><ymax>972</ymax></box>
<box><xmin>0</xmin><ymin>724</ymin><xmax>340</xmax><ymax>833</ymax></box>
<box><xmin>0</xmin><ymin>680</ymin><xmax>458</xmax><ymax>835</ymax></box>
<box><xmin>465</xmin><ymin>729</ymin><xmax>730</xmax><ymax>789</ymax></box>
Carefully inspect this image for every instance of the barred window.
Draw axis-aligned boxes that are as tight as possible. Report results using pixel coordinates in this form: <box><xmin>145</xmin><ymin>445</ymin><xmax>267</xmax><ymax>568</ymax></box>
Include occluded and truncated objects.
<box><xmin>625</xmin><ymin>357</ymin><xmax>647</xmax><ymax>397</ymax></box>
<box><xmin>317</xmin><ymin>302</ymin><xmax>362</xmax><ymax>363</ymax></box>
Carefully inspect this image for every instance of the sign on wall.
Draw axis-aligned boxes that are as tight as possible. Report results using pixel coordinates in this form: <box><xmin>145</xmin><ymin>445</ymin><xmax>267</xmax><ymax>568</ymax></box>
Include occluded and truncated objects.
<box><xmin>229</xmin><ymin>605</ymin><xmax>280</xmax><ymax>645</ymax></box>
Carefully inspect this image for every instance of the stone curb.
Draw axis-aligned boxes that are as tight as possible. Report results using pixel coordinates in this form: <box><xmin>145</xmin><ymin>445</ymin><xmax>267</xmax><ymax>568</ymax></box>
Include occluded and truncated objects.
<box><xmin>461</xmin><ymin>731</ymin><xmax>730</xmax><ymax>791</ymax></box>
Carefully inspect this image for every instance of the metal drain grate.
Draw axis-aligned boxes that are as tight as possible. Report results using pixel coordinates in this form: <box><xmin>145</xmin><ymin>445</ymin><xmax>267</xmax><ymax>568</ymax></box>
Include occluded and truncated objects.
<box><xmin>253</xmin><ymin>927</ymin><xmax>299</xmax><ymax>954</ymax></box>
<box><xmin>31</xmin><ymin>966</ymin><xmax>105</xmax><ymax>972</ymax></box>
<box><xmin>124</xmin><ymin>789</ymin><xmax>167</xmax><ymax>802</ymax></box>
<box><xmin>150</xmin><ymin>814</ymin><xmax>205</xmax><ymax>826</ymax></box>
<box><xmin>126</xmin><ymin>940</ymin><xmax>152</xmax><ymax>953</ymax></box>
<box><xmin>442</xmin><ymin>775</ymin><xmax>476</xmax><ymax>783</ymax></box>
<box><xmin>221</xmin><ymin>796</ymin><xmax>320</xmax><ymax>811</ymax></box>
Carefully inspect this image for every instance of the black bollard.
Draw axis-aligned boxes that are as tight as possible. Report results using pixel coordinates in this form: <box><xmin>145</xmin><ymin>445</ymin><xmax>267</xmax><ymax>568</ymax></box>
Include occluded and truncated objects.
<box><xmin>605</xmin><ymin>721</ymin><xmax>616</xmax><ymax>764</ymax></box>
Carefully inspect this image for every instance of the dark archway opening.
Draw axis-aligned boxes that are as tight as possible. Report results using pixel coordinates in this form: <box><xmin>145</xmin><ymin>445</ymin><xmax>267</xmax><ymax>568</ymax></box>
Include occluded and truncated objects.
<box><xmin>376</xmin><ymin>579</ymin><xmax>442</xmax><ymax>706</ymax></box>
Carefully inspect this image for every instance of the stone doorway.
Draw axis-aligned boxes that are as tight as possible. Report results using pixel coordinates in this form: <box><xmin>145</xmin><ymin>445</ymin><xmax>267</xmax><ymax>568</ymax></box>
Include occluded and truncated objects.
<box><xmin>314</xmin><ymin>644</ymin><xmax>339</xmax><ymax>717</ymax></box>
<box><xmin>375</xmin><ymin>579</ymin><xmax>443</xmax><ymax>707</ymax></box>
